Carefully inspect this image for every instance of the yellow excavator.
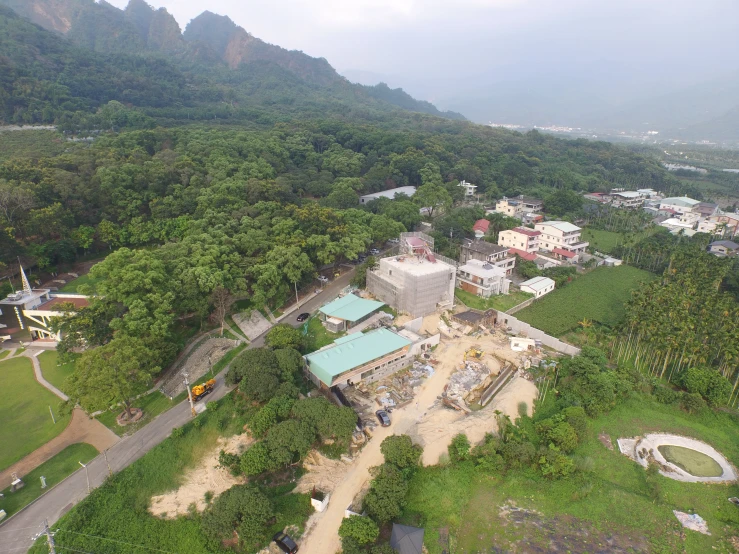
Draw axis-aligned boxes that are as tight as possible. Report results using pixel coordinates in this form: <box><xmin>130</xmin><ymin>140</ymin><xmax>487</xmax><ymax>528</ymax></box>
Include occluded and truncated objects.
<box><xmin>465</xmin><ymin>348</ymin><xmax>484</xmax><ymax>361</ymax></box>
<box><xmin>192</xmin><ymin>379</ymin><xmax>216</xmax><ymax>401</ymax></box>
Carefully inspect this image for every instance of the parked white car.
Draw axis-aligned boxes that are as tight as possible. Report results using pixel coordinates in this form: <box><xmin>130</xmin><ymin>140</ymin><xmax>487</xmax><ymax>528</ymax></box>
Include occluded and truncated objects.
<box><xmin>317</xmin><ymin>275</ymin><xmax>329</xmax><ymax>283</ymax></box>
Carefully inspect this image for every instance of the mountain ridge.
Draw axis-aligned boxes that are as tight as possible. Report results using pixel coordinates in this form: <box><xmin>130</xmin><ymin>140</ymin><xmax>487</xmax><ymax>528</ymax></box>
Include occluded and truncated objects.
<box><xmin>0</xmin><ymin>0</ymin><xmax>465</xmax><ymax>120</ymax></box>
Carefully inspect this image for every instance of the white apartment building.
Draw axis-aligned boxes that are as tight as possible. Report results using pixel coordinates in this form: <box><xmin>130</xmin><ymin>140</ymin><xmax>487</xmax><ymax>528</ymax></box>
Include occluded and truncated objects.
<box><xmin>498</xmin><ymin>227</ymin><xmax>541</xmax><ymax>254</ymax></box>
<box><xmin>459</xmin><ymin>240</ymin><xmax>516</xmax><ymax>275</ymax></box>
<box><xmin>610</xmin><ymin>191</ymin><xmax>644</xmax><ymax>209</ymax></box>
<box><xmin>456</xmin><ymin>259</ymin><xmax>510</xmax><ymax>298</ymax></box>
<box><xmin>494</xmin><ymin>195</ymin><xmax>543</xmax><ymax>218</ymax></box>
<box><xmin>458</xmin><ymin>180</ymin><xmax>477</xmax><ymax>197</ymax></box>
<box><xmin>534</xmin><ymin>221</ymin><xmax>589</xmax><ymax>254</ymax></box>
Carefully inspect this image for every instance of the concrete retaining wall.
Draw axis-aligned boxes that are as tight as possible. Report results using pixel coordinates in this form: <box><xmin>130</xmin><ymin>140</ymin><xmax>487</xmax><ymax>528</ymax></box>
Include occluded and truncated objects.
<box><xmin>498</xmin><ymin>313</ymin><xmax>581</xmax><ymax>356</ymax></box>
<box><xmin>506</xmin><ymin>296</ymin><xmax>536</xmax><ymax>314</ymax></box>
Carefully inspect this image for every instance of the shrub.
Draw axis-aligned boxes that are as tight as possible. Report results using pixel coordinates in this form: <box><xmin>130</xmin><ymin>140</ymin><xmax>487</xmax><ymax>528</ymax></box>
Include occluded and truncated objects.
<box><xmin>681</xmin><ymin>391</ymin><xmax>706</xmax><ymax>414</ymax></box>
<box><xmin>363</xmin><ymin>464</ymin><xmax>409</xmax><ymax>524</ymax></box>
<box><xmin>535</xmin><ymin>419</ymin><xmax>579</xmax><ymax>453</ymax></box>
<box><xmin>381</xmin><ymin>435</ymin><xmax>423</xmax><ymax>469</ymax></box>
<box><xmin>538</xmin><ymin>447</ymin><xmax>575</xmax><ymax>479</ymax></box>
<box><xmin>218</xmin><ymin>450</ymin><xmax>242</xmax><ymax>476</ymax></box>
<box><xmin>448</xmin><ymin>433</ymin><xmax>471</xmax><ymax>463</ymax></box>
<box><xmin>653</xmin><ymin>385</ymin><xmax>680</xmax><ymax>405</ymax></box>
<box><xmin>681</xmin><ymin>366</ymin><xmax>732</xmax><ymax>407</ymax></box>
<box><xmin>201</xmin><ymin>485</ymin><xmax>273</xmax><ymax>549</ymax></box>
<box><xmin>500</xmin><ymin>440</ymin><xmax>536</xmax><ymax>469</ymax></box>
<box><xmin>561</xmin><ymin>406</ymin><xmax>588</xmax><ymax>441</ymax></box>
<box><xmin>339</xmin><ymin>515</ymin><xmax>380</xmax><ymax>545</ymax></box>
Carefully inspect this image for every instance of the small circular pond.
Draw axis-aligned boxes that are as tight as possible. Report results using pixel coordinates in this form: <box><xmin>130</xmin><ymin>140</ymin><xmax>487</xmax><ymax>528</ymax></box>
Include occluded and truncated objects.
<box><xmin>657</xmin><ymin>445</ymin><xmax>724</xmax><ymax>478</ymax></box>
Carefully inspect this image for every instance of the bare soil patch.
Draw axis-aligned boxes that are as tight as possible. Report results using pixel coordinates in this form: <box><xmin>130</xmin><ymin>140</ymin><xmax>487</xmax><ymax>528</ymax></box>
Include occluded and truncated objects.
<box><xmin>149</xmin><ymin>434</ymin><xmax>252</xmax><ymax>518</ymax></box>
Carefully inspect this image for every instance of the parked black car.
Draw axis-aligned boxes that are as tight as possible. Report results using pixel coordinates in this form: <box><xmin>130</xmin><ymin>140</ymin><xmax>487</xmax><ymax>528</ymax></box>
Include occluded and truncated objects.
<box><xmin>273</xmin><ymin>532</ymin><xmax>299</xmax><ymax>553</ymax></box>
<box><xmin>296</xmin><ymin>312</ymin><xmax>310</xmax><ymax>322</ymax></box>
<box><xmin>376</xmin><ymin>409</ymin><xmax>391</xmax><ymax>427</ymax></box>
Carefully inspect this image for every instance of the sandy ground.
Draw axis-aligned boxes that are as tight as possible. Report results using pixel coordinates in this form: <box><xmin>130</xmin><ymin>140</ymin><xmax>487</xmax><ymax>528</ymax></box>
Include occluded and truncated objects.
<box><xmin>295</xmin><ymin>451</ymin><xmax>352</xmax><ymax>495</ymax></box>
<box><xmin>0</xmin><ymin>408</ymin><xmax>119</xmax><ymax>489</ymax></box>
<box><xmin>149</xmin><ymin>434</ymin><xmax>252</xmax><ymax>518</ymax></box>
<box><xmin>298</xmin><ymin>321</ymin><xmax>539</xmax><ymax>554</ymax></box>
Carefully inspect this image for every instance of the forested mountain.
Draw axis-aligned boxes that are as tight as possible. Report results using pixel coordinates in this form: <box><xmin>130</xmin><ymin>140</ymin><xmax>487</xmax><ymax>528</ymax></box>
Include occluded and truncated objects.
<box><xmin>0</xmin><ymin>0</ymin><xmax>464</xmax><ymax>125</ymax></box>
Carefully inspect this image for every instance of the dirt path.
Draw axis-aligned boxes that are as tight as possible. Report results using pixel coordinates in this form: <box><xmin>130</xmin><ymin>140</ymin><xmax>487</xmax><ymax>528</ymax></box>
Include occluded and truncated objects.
<box><xmin>0</xmin><ymin>408</ymin><xmax>119</xmax><ymax>489</ymax></box>
<box><xmin>299</xmin><ymin>336</ymin><xmax>538</xmax><ymax>554</ymax></box>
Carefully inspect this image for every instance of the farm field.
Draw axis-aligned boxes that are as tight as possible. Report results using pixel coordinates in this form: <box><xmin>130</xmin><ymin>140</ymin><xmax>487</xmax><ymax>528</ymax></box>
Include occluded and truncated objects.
<box><xmin>581</xmin><ymin>228</ymin><xmax>624</xmax><ymax>253</ymax></box>
<box><xmin>0</xmin><ymin>443</ymin><xmax>98</xmax><ymax>518</ymax></box>
<box><xmin>400</xmin><ymin>397</ymin><xmax>739</xmax><ymax>553</ymax></box>
<box><xmin>0</xmin><ymin>357</ymin><xmax>71</xmax><ymax>471</ymax></box>
<box><xmin>0</xmin><ymin>129</ymin><xmax>65</xmax><ymax>161</ymax></box>
<box><xmin>455</xmin><ymin>288</ymin><xmax>533</xmax><ymax>312</ymax></box>
<box><xmin>515</xmin><ymin>265</ymin><xmax>655</xmax><ymax>336</ymax></box>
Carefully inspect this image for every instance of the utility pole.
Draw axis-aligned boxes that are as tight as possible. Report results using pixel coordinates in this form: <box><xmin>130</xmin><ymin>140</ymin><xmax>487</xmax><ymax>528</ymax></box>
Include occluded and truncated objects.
<box><xmin>44</xmin><ymin>518</ymin><xmax>56</xmax><ymax>554</ymax></box>
<box><xmin>78</xmin><ymin>461</ymin><xmax>90</xmax><ymax>493</ymax></box>
<box><xmin>184</xmin><ymin>373</ymin><xmax>196</xmax><ymax>417</ymax></box>
<box><xmin>294</xmin><ymin>281</ymin><xmax>300</xmax><ymax>309</ymax></box>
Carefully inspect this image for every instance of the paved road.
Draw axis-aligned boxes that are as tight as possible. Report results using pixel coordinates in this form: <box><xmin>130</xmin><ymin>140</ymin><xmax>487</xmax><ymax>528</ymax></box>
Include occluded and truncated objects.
<box><xmin>0</xmin><ymin>269</ymin><xmax>355</xmax><ymax>554</ymax></box>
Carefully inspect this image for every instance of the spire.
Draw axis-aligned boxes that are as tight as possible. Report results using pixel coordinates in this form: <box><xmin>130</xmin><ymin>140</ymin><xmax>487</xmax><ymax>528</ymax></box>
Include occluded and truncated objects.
<box><xmin>19</xmin><ymin>259</ymin><xmax>31</xmax><ymax>295</ymax></box>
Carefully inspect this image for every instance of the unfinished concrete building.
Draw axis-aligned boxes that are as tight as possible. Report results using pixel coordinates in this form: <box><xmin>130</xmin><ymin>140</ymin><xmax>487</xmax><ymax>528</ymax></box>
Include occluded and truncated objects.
<box><xmin>367</xmin><ymin>232</ymin><xmax>456</xmax><ymax>317</ymax></box>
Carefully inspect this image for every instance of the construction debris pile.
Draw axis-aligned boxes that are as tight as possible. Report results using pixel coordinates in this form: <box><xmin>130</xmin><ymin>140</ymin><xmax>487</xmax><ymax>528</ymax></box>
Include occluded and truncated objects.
<box><xmin>443</xmin><ymin>350</ymin><xmax>495</xmax><ymax>411</ymax></box>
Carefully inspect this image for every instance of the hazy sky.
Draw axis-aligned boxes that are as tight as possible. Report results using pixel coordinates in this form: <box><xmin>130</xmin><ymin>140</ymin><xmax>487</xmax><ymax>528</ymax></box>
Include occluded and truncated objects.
<box><xmin>106</xmin><ymin>0</ymin><xmax>739</xmax><ymax>122</ymax></box>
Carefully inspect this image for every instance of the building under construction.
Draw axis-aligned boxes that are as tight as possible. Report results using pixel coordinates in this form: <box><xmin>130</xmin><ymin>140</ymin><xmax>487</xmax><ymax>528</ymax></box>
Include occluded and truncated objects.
<box><xmin>367</xmin><ymin>232</ymin><xmax>457</xmax><ymax>317</ymax></box>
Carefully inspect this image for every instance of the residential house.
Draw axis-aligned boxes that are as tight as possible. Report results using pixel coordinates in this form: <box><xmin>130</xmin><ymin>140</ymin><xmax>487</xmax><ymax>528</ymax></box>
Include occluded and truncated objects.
<box><xmin>534</xmin><ymin>221</ymin><xmax>589</xmax><ymax>254</ymax></box>
<box><xmin>507</xmin><ymin>248</ymin><xmax>537</xmax><ymax>262</ymax></box>
<box><xmin>472</xmin><ymin>219</ymin><xmax>490</xmax><ymax>239</ymax></box>
<box><xmin>359</xmin><ymin>186</ymin><xmax>417</xmax><ymax>204</ymax></box>
<box><xmin>551</xmin><ymin>247</ymin><xmax>579</xmax><ymax>264</ymax></box>
<box><xmin>456</xmin><ymin>259</ymin><xmax>510</xmax><ymax>298</ymax></box>
<box><xmin>458</xmin><ymin>180</ymin><xmax>477</xmax><ymax>197</ymax></box>
<box><xmin>707</xmin><ymin>240</ymin><xmax>739</xmax><ymax>257</ymax></box>
<box><xmin>494</xmin><ymin>195</ymin><xmax>543</xmax><ymax>219</ymax></box>
<box><xmin>498</xmin><ymin>227</ymin><xmax>541</xmax><ymax>253</ymax></box>
<box><xmin>367</xmin><ymin>233</ymin><xmax>457</xmax><ymax>317</ymax></box>
<box><xmin>694</xmin><ymin>202</ymin><xmax>719</xmax><ymax>218</ymax></box>
<box><xmin>459</xmin><ymin>240</ymin><xmax>516</xmax><ymax>275</ymax></box>
<box><xmin>659</xmin><ymin>217</ymin><xmax>696</xmax><ymax>234</ymax></box>
<box><xmin>304</xmin><ymin>327</ymin><xmax>438</xmax><ymax>388</ymax></box>
<box><xmin>610</xmin><ymin>190</ymin><xmax>645</xmax><ymax>209</ymax></box>
<box><xmin>519</xmin><ymin>276</ymin><xmax>555</xmax><ymax>298</ymax></box>
<box><xmin>583</xmin><ymin>192</ymin><xmax>611</xmax><ymax>204</ymax></box>
<box><xmin>318</xmin><ymin>294</ymin><xmax>385</xmax><ymax>333</ymax></box>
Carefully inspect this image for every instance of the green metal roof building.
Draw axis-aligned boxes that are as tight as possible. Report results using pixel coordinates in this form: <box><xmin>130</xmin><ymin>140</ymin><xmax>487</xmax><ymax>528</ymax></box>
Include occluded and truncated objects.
<box><xmin>319</xmin><ymin>294</ymin><xmax>385</xmax><ymax>332</ymax></box>
<box><xmin>305</xmin><ymin>327</ymin><xmax>412</xmax><ymax>387</ymax></box>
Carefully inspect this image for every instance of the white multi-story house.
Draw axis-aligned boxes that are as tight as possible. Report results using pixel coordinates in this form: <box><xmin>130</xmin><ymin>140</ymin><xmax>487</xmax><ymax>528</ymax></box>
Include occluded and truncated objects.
<box><xmin>534</xmin><ymin>221</ymin><xmax>589</xmax><ymax>254</ymax></box>
<box><xmin>498</xmin><ymin>227</ymin><xmax>541</xmax><ymax>253</ymax></box>
<box><xmin>610</xmin><ymin>191</ymin><xmax>644</xmax><ymax>209</ymax></box>
<box><xmin>456</xmin><ymin>259</ymin><xmax>510</xmax><ymax>298</ymax></box>
<box><xmin>458</xmin><ymin>180</ymin><xmax>477</xmax><ymax>197</ymax></box>
<box><xmin>459</xmin><ymin>240</ymin><xmax>516</xmax><ymax>275</ymax></box>
<box><xmin>494</xmin><ymin>195</ymin><xmax>543</xmax><ymax>218</ymax></box>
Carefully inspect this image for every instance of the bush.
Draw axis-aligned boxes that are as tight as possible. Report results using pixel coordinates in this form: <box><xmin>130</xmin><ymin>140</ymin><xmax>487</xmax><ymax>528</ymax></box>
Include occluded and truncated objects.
<box><xmin>381</xmin><ymin>435</ymin><xmax>423</xmax><ymax>469</ymax></box>
<box><xmin>538</xmin><ymin>446</ymin><xmax>575</xmax><ymax>479</ymax></box>
<box><xmin>339</xmin><ymin>515</ymin><xmax>380</xmax><ymax>545</ymax></box>
<box><xmin>536</xmin><ymin>420</ymin><xmax>579</xmax><ymax>453</ymax></box>
<box><xmin>681</xmin><ymin>391</ymin><xmax>706</xmax><ymax>414</ymax></box>
<box><xmin>448</xmin><ymin>433</ymin><xmax>471</xmax><ymax>463</ymax></box>
<box><xmin>653</xmin><ymin>385</ymin><xmax>680</xmax><ymax>405</ymax></box>
<box><xmin>201</xmin><ymin>485</ymin><xmax>273</xmax><ymax>549</ymax></box>
<box><xmin>500</xmin><ymin>440</ymin><xmax>536</xmax><ymax>469</ymax></box>
<box><xmin>217</xmin><ymin>450</ymin><xmax>242</xmax><ymax>476</ymax></box>
<box><xmin>681</xmin><ymin>366</ymin><xmax>732</xmax><ymax>407</ymax></box>
<box><xmin>363</xmin><ymin>464</ymin><xmax>409</xmax><ymax>524</ymax></box>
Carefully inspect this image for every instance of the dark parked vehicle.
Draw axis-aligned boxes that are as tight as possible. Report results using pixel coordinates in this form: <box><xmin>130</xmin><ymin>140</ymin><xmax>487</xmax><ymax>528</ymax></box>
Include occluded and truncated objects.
<box><xmin>296</xmin><ymin>312</ymin><xmax>310</xmax><ymax>322</ymax></box>
<box><xmin>376</xmin><ymin>409</ymin><xmax>391</xmax><ymax>427</ymax></box>
<box><xmin>369</xmin><ymin>248</ymin><xmax>381</xmax><ymax>255</ymax></box>
<box><xmin>273</xmin><ymin>532</ymin><xmax>299</xmax><ymax>553</ymax></box>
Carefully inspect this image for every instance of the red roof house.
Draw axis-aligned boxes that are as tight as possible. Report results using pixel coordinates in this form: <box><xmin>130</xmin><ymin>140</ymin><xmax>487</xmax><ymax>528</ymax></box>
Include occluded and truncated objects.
<box><xmin>508</xmin><ymin>248</ymin><xmax>537</xmax><ymax>261</ymax></box>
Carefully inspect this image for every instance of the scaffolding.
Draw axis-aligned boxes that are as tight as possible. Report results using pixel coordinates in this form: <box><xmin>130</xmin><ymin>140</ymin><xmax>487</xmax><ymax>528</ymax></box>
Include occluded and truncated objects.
<box><xmin>367</xmin><ymin>233</ymin><xmax>456</xmax><ymax>317</ymax></box>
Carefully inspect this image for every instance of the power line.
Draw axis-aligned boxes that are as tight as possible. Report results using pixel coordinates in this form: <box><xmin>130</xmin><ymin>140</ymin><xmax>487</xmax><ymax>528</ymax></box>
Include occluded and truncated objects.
<box><xmin>54</xmin><ymin>530</ymin><xmax>176</xmax><ymax>554</ymax></box>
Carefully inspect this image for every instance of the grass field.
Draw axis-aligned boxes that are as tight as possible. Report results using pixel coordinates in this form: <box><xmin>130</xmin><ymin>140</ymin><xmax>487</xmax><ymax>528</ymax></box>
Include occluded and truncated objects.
<box><xmin>401</xmin><ymin>397</ymin><xmax>739</xmax><ymax>553</ymax></box>
<box><xmin>0</xmin><ymin>443</ymin><xmax>98</xmax><ymax>518</ymax></box>
<box><xmin>302</xmin><ymin>316</ymin><xmax>343</xmax><ymax>352</ymax></box>
<box><xmin>582</xmin><ymin>228</ymin><xmax>624</xmax><ymax>253</ymax></box>
<box><xmin>29</xmin><ymin>395</ymin><xmax>311</xmax><ymax>554</ymax></box>
<box><xmin>37</xmin><ymin>351</ymin><xmax>76</xmax><ymax>392</ymax></box>
<box><xmin>0</xmin><ymin>357</ymin><xmax>71</xmax><ymax>471</ymax></box>
<box><xmin>59</xmin><ymin>273</ymin><xmax>103</xmax><ymax>293</ymax></box>
<box><xmin>455</xmin><ymin>288</ymin><xmax>533</xmax><ymax>312</ymax></box>
<box><xmin>515</xmin><ymin>265</ymin><xmax>655</xmax><ymax>336</ymax></box>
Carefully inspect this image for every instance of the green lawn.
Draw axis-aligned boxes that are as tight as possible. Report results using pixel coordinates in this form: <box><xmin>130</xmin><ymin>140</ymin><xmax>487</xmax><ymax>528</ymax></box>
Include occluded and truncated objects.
<box><xmin>0</xmin><ymin>443</ymin><xmax>98</xmax><ymax>518</ymax></box>
<box><xmin>37</xmin><ymin>351</ymin><xmax>76</xmax><ymax>392</ymax></box>
<box><xmin>455</xmin><ymin>288</ymin><xmax>533</xmax><ymax>313</ymax></box>
<box><xmin>0</xmin><ymin>357</ymin><xmax>71</xmax><ymax>471</ymax></box>
<box><xmin>402</xmin><ymin>397</ymin><xmax>739</xmax><ymax>553</ymax></box>
<box><xmin>582</xmin><ymin>228</ymin><xmax>624</xmax><ymax>253</ymax></box>
<box><xmin>96</xmin><ymin>391</ymin><xmax>177</xmax><ymax>437</ymax></box>
<box><xmin>58</xmin><ymin>273</ymin><xmax>103</xmax><ymax>293</ymax></box>
<box><xmin>302</xmin><ymin>316</ymin><xmax>343</xmax><ymax>352</ymax></box>
<box><xmin>515</xmin><ymin>265</ymin><xmax>655</xmax><ymax>336</ymax></box>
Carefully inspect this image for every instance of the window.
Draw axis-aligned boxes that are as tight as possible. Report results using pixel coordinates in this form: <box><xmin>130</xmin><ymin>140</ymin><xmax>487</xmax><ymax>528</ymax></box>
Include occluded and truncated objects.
<box><xmin>361</xmin><ymin>369</ymin><xmax>374</xmax><ymax>379</ymax></box>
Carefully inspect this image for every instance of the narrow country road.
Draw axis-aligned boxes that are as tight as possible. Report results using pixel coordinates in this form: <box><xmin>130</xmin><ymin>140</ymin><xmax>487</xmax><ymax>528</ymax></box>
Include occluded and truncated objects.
<box><xmin>0</xmin><ymin>268</ymin><xmax>355</xmax><ymax>554</ymax></box>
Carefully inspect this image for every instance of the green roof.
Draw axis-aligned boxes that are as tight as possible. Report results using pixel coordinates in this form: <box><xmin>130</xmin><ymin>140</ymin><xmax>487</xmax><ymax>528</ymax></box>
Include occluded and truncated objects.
<box><xmin>319</xmin><ymin>294</ymin><xmax>384</xmax><ymax>322</ymax></box>
<box><xmin>305</xmin><ymin>328</ymin><xmax>411</xmax><ymax>386</ymax></box>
